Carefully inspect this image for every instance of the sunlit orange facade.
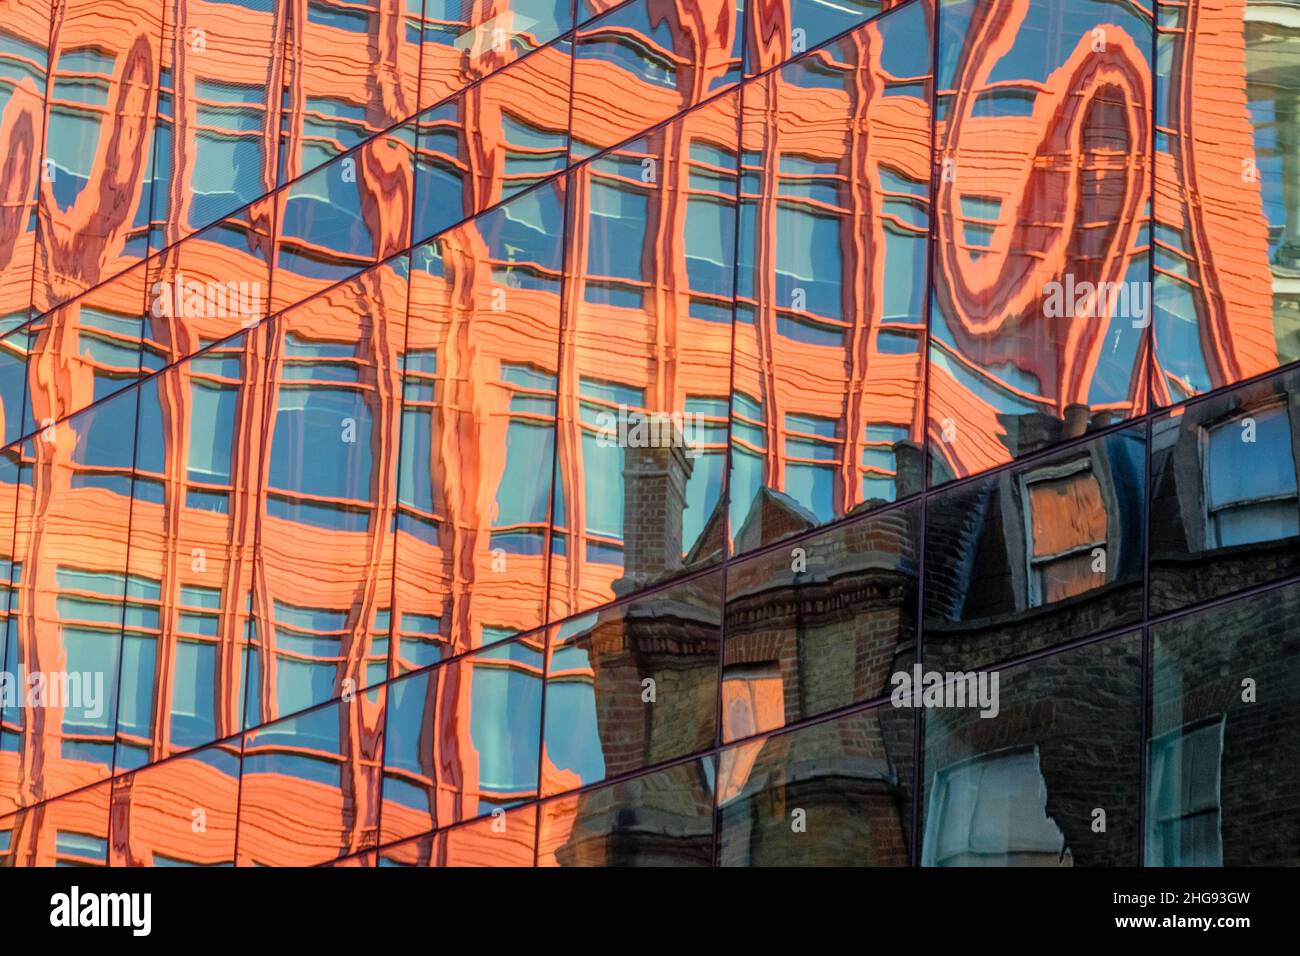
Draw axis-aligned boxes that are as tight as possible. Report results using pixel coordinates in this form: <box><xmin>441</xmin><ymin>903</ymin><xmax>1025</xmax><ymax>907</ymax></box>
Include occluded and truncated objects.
<box><xmin>0</xmin><ymin>0</ymin><xmax>1297</xmax><ymax>868</ymax></box>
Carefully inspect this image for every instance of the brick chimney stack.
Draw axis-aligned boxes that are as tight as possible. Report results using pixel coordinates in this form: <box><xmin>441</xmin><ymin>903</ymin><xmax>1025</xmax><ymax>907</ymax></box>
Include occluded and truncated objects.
<box><xmin>614</xmin><ymin>433</ymin><xmax>694</xmax><ymax>597</ymax></box>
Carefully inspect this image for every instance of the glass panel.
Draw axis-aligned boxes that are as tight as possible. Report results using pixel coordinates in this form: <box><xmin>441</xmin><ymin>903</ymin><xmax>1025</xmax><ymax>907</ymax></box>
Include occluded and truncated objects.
<box><xmin>0</xmin><ymin>777</ymin><xmax>110</xmax><ymax>865</ymax></box>
<box><xmin>35</xmin><ymin>0</ymin><xmax>164</xmax><ymax>313</ymax></box>
<box><xmin>252</xmin><ymin>257</ymin><xmax>407</xmax><ymax>725</ymax></box>
<box><xmin>550</xmin><ymin>94</ymin><xmax>736</xmax><ymax>617</ymax></box>
<box><xmin>925</xmin><ymin>426</ymin><xmax>1145</xmax><ymax>671</ymax></box>
<box><xmin>142</xmin><ymin>202</ymin><xmax>274</xmax><ymax>373</ymax></box>
<box><xmin>718</xmin><ymin>706</ymin><xmax>914</xmax><ymax>865</ymax></box>
<box><xmin>393</xmin><ymin>180</ymin><xmax>565</xmax><ymax>668</ymax></box>
<box><xmin>1152</xmin><ymin>0</ymin><xmax>1300</xmax><ymax>401</ymax></box>
<box><xmin>541</xmin><ymin>571</ymin><xmax>721</xmax><ymax>795</ymax></box>
<box><xmin>25</xmin><ymin>262</ymin><xmax>147</xmax><ymax>430</ymax></box>
<box><xmin>724</xmin><ymin>501</ymin><xmax>920</xmax><ymax>738</ymax></box>
<box><xmin>278</xmin><ymin>0</ymin><xmax>422</xmax><ymax>185</ymax></box>
<box><xmin>380</xmin><ymin>633</ymin><xmax>544</xmax><ymax>845</ymax></box>
<box><xmin>108</xmin><ymin>738</ymin><xmax>240</xmax><ymax>866</ymax></box>
<box><xmin>538</xmin><ymin>757</ymin><xmax>714</xmax><ymax>866</ymax></box>
<box><xmin>0</xmin><ymin>0</ymin><xmax>47</xmax><ymax>327</ymax></box>
<box><xmin>570</xmin><ymin>0</ymin><xmax>742</xmax><ymax>159</ymax></box>
<box><xmin>0</xmin><ymin>324</ymin><xmax>33</xmax><ymax>448</ymax></box>
<box><xmin>271</xmin><ymin>128</ymin><xmax>415</xmax><ymax>313</ymax></box>
<box><xmin>115</xmin><ymin>330</ymin><xmax>265</xmax><ymax>769</ymax></box>
<box><xmin>237</xmin><ymin>685</ymin><xmax>386</xmax><ymax>865</ymax></box>
<box><xmin>921</xmin><ymin>631</ymin><xmax>1142</xmax><ymax>866</ymax></box>
<box><xmin>0</xmin><ymin>388</ymin><xmax>139</xmax><ymax>811</ymax></box>
<box><xmin>378</xmin><ymin>803</ymin><xmax>537</xmax><ymax>866</ymax></box>
<box><xmin>731</xmin><ymin>3</ymin><xmax>930</xmax><ymax>552</ymax></box>
<box><xmin>0</xmin><ymin>441</ymin><xmax>22</xmax><ymax>818</ymax></box>
<box><xmin>745</xmin><ymin>0</ymin><xmax>900</xmax><ymax>74</ymax></box>
<box><xmin>148</xmin><ymin>0</ymin><xmax>282</xmax><ymax>248</ymax></box>
<box><xmin>418</xmin><ymin>0</ymin><xmax>572</xmax><ymax>111</ymax></box>
<box><xmin>1150</xmin><ymin>366</ymin><xmax>1300</xmax><ymax>614</ymax></box>
<box><xmin>1150</xmin><ymin>582</ymin><xmax>1300</xmax><ymax>866</ymax></box>
<box><xmin>929</xmin><ymin>0</ymin><xmax>1152</xmax><ymax>483</ymax></box>
<box><xmin>409</xmin><ymin>41</ymin><xmax>571</xmax><ymax>246</ymax></box>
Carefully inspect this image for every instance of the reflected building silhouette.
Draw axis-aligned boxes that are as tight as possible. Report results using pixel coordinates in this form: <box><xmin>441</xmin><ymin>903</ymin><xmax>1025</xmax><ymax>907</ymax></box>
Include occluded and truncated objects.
<box><xmin>0</xmin><ymin>0</ymin><xmax>1297</xmax><ymax>867</ymax></box>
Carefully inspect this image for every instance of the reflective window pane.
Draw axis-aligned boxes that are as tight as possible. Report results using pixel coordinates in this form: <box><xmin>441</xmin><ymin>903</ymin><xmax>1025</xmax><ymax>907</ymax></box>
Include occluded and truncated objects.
<box><xmin>148</xmin><ymin>0</ymin><xmax>282</xmax><ymax>248</ymax></box>
<box><xmin>380</xmin><ymin>633</ymin><xmax>544</xmax><ymax>846</ymax></box>
<box><xmin>237</xmin><ymin>686</ymin><xmax>386</xmax><ymax>866</ymax></box>
<box><xmin>278</xmin><ymin>0</ymin><xmax>421</xmax><ymax>185</ymax></box>
<box><xmin>379</xmin><ymin>803</ymin><xmax>537</xmax><ymax>866</ymax></box>
<box><xmin>542</xmin><ymin>572</ymin><xmax>721</xmax><ymax>795</ymax></box>
<box><xmin>745</xmin><ymin>0</ymin><xmax>901</xmax><ymax>74</ymax></box>
<box><xmin>0</xmin><ymin>389</ymin><xmax>139</xmax><ymax>812</ymax></box>
<box><xmin>418</xmin><ymin>0</ymin><xmax>573</xmax><ymax>114</ymax></box>
<box><xmin>1150</xmin><ymin>365</ymin><xmax>1300</xmax><ymax>614</ymax></box>
<box><xmin>0</xmin><ymin>323</ymin><xmax>33</xmax><ymax>448</ymax></box>
<box><xmin>551</xmin><ymin>94</ymin><xmax>736</xmax><ymax>617</ymax></box>
<box><xmin>929</xmin><ymin>0</ymin><xmax>1152</xmax><ymax>482</ymax></box>
<box><xmin>410</xmin><ymin>42</ymin><xmax>571</xmax><ymax>246</ymax></box>
<box><xmin>718</xmin><ymin>706</ymin><xmax>914</xmax><ymax>865</ymax></box>
<box><xmin>731</xmin><ymin>3</ymin><xmax>930</xmax><ymax>551</ymax></box>
<box><xmin>109</xmin><ymin>739</ymin><xmax>240</xmax><ymax>866</ymax></box>
<box><xmin>142</xmin><ymin>203</ymin><xmax>274</xmax><ymax>372</ymax></box>
<box><xmin>0</xmin><ymin>0</ymin><xmax>47</xmax><ymax>329</ymax></box>
<box><xmin>393</xmin><ymin>180</ymin><xmax>566</xmax><ymax>667</ymax></box>
<box><xmin>1150</xmin><ymin>583</ymin><xmax>1300</xmax><ymax>866</ymax></box>
<box><xmin>117</xmin><ymin>330</ymin><xmax>266</xmax><ymax>769</ymax></box>
<box><xmin>0</xmin><ymin>777</ymin><xmax>111</xmax><ymax>865</ymax></box>
<box><xmin>253</xmin><ymin>258</ymin><xmax>407</xmax><ymax>725</ymax></box>
<box><xmin>538</xmin><ymin>757</ymin><xmax>714</xmax><ymax>866</ymax></box>
<box><xmin>925</xmin><ymin>426</ymin><xmax>1146</xmax><ymax>671</ymax></box>
<box><xmin>922</xmin><ymin>632</ymin><xmax>1142</xmax><ymax>866</ymax></box>
<box><xmin>26</xmin><ymin>262</ymin><xmax>148</xmax><ymax>428</ymax></box>
<box><xmin>1153</xmin><ymin>0</ymin><xmax>1300</xmax><ymax>400</ymax></box>
<box><xmin>35</xmin><ymin>0</ymin><xmax>164</xmax><ymax>313</ymax></box>
<box><xmin>570</xmin><ymin>0</ymin><xmax>742</xmax><ymax>159</ymax></box>
<box><xmin>724</xmin><ymin>502</ymin><xmax>920</xmax><ymax>739</ymax></box>
<box><xmin>272</xmin><ymin>129</ymin><xmax>415</xmax><ymax>313</ymax></box>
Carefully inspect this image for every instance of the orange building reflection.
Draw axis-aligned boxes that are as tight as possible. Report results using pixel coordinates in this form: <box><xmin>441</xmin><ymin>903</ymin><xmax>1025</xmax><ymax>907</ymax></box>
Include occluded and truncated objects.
<box><xmin>0</xmin><ymin>0</ymin><xmax>1293</xmax><ymax>866</ymax></box>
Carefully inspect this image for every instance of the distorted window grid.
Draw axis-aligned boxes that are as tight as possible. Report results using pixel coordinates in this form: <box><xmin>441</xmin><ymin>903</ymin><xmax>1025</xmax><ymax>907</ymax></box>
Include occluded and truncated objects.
<box><xmin>0</xmin><ymin>0</ymin><xmax>1289</xmax><ymax>868</ymax></box>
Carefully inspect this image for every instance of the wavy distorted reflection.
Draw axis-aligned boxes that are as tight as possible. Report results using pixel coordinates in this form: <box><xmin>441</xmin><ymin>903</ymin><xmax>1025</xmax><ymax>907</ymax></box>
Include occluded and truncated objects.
<box><xmin>393</xmin><ymin>179</ymin><xmax>566</xmax><ymax>662</ymax></box>
<box><xmin>570</xmin><ymin>0</ymin><xmax>742</xmax><ymax>159</ymax></box>
<box><xmin>237</xmin><ymin>687</ymin><xmax>385</xmax><ymax>866</ymax></box>
<box><xmin>1</xmin><ymin>390</ymin><xmax>140</xmax><ymax>813</ymax></box>
<box><xmin>1153</xmin><ymin>0</ymin><xmax>1300</xmax><ymax>401</ymax></box>
<box><xmin>380</xmin><ymin>633</ymin><xmax>543</xmax><ymax>846</ymax></box>
<box><xmin>0</xmin><ymin>0</ymin><xmax>1297</xmax><ymax>869</ymax></box>
<box><xmin>252</xmin><ymin>257</ymin><xmax>408</xmax><ymax>728</ymax></box>
<box><xmin>730</xmin><ymin>0</ymin><xmax>931</xmax><ymax>552</ymax></box>
<box><xmin>34</xmin><ymin>0</ymin><xmax>162</xmax><ymax>315</ymax></box>
<box><xmin>548</xmin><ymin>91</ymin><xmax>737</xmax><ymax>618</ymax></box>
<box><xmin>0</xmin><ymin>0</ymin><xmax>48</xmax><ymax>330</ymax></box>
<box><xmin>409</xmin><ymin>39</ymin><xmax>571</xmax><ymax>246</ymax></box>
<box><xmin>929</xmin><ymin>0</ymin><xmax>1152</xmax><ymax>482</ymax></box>
<box><xmin>117</xmin><ymin>332</ymin><xmax>265</xmax><ymax>770</ymax></box>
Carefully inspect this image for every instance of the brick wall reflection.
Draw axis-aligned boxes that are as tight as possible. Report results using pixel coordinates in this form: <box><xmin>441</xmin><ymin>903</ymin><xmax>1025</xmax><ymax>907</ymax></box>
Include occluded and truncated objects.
<box><xmin>0</xmin><ymin>0</ymin><xmax>1294</xmax><ymax>867</ymax></box>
